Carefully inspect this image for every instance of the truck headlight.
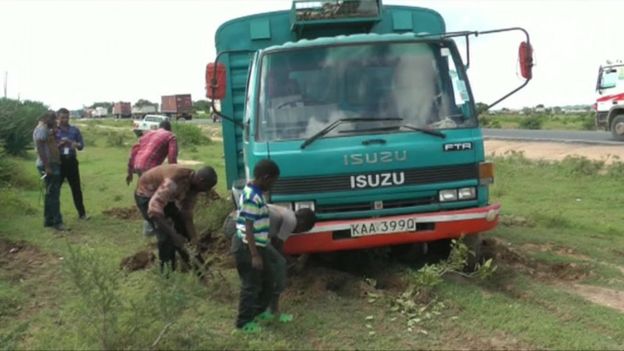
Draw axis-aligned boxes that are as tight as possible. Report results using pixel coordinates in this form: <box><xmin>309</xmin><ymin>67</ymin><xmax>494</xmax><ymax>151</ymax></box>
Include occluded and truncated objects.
<box><xmin>439</xmin><ymin>189</ymin><xmax>458</xmax><ymax>202</ymax></box>
<box><xmin>294</xmin><ymin>201</ymin><xmax>315</xmax><ymax>211</ymax></box>
<box><xmin>458</xmin><ymin>187</ymin><xmax>476</xmax><ymax>200</ymax></box>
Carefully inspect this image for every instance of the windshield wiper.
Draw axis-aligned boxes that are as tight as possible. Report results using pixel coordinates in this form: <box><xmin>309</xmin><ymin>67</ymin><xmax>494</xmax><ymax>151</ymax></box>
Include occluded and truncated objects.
<box><xmin>300</xmin><ymin>117</ymin><xmax>402</xmax><ymax>149</ymax></box>
<box><xmin>401</xmin><ymin>124</ymin><xmax>446</xmax><ymax>138</ymax></box>
<box><xmin>339</xmin><ymin>123</ymin><xmax>446</xmax><ymax>138</ymax></box>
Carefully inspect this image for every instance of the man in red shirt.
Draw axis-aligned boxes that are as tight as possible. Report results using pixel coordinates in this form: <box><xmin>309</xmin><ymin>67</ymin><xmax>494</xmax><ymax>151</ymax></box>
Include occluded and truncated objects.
<box><xmin>126</xmin><ymin>120</ymin><xmax>177</xmax><ymax>236</ymax></box>
<box><xmin>126</xmin><ymin>120</ymin><xmax>177</xmax><ymax>184</ymax></box>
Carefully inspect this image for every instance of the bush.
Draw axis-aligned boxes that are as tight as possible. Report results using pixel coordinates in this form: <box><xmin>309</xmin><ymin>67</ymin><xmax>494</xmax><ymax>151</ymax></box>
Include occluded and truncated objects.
<box><xmin>518</xmin><ymin>115</ymin><xmax>543</xmax><ymax>129</ymax></box>
<box><xmin>63</xmin><ymin>244</ymin><xmax>196</xmax><ymax>349</ymax></box>
<box><xmin>172</xmin><ymin>123</ymin><xmax>210</xmax><ymax>147</ymax></box>
<box><xmin>558</xmin><ymin>155</ymin><xmax>604</xmax><ymax>176</ymax></box>
<box><xmin>105</xmin><ymin>130</ymin><xmax>132</xmax><ymax>148</ymax></box>
<box><xmin>0</xmin><ymin>98</ymin><xmax>48</xmax><ymax>156</ymax></box>
<box><xmin>0</xmin><ymin>147</ymin><xmax>38</xmax><ymax>189</ymax></box>
<box><xmin>580</xmin><ymin>114</ymin><xmax>596</xmax><ymax>130</ymax></box>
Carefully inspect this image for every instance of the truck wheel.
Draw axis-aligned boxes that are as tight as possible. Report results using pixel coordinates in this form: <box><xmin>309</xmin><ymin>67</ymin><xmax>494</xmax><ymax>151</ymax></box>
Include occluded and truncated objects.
<box><xmin>610</xmin><ymin>115</ymin><xmax>624</xmax><ymax>141</ymax></box>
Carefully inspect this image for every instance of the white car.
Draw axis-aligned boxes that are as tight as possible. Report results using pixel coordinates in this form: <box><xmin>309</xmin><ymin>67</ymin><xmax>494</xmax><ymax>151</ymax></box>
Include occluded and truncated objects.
<box><xmin>132</xmin><ymin>114</ymin><xmax>170</xmax><ymax>137</ymax></box>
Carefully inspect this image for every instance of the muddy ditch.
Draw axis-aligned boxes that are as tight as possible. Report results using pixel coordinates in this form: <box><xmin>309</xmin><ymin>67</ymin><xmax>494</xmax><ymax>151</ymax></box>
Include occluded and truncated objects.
<box><xmin>0</xmin><ymin>238</ymin><xmax>58</xmax><ymax>282</ymax></box>
<box><xmin>102</xmin><ymin>206</ymin><xmax>142</xmax><ymax>221</ymax></box>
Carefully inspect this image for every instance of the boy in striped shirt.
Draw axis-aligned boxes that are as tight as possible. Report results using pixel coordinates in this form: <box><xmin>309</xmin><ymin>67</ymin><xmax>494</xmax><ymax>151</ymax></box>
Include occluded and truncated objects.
<box><xmin>232</xmin><ymin>159</ymin><xmax>280</xmax><ymax>332</ymax></box>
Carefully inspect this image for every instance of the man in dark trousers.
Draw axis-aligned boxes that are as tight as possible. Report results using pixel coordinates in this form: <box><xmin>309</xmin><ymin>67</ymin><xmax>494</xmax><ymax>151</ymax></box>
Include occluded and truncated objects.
<box><xmin>34</xmin><ymin>111</ymin><xmax>65</xmax><ymax>231</ymax></box>
<box><xmin>56</xmin><ymin>108</ymin><xmax>88</xmax><ymax>219</ymax></box>
<box><xmin>134</xmin><ymin>164</ymin><xmax>217</xmax><ymax>272</ymax></box>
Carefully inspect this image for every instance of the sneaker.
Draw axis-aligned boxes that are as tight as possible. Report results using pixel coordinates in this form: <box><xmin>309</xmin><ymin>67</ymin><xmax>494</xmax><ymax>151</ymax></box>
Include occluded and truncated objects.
<box><xmin>79</xmin><ymin>214</ymin><xmax>90</xmax><ymax>220</ymax></box>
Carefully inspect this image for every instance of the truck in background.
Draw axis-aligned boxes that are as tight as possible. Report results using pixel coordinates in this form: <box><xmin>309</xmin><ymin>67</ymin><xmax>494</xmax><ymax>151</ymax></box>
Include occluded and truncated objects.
<box><xmin>595</xmin><ymin>60</ymin><xmax>624</xmax><ymax>140</ymax></box>
<box><xmin>208</xmin><ymin>0</ymin><xmax>533</xmax><ymax>262</ymax></box>
<box><xmin>93</xmin><ymin>106</ymin><xmax>108</xmax><ymax>118</ymax></box>
<box><xmin>113</xmin><ymin>102</ymin><xmax>132</xmax><ymax>119</ymax></box>
<box><xmin>132</xmin><ymin>103</ymin><xmax>158</xmax><ymax>119</ymax></box>
<box><xmin>161</xmin><ymin>94</ymin><xmax>193</xmax><ymax>120</ymax></box>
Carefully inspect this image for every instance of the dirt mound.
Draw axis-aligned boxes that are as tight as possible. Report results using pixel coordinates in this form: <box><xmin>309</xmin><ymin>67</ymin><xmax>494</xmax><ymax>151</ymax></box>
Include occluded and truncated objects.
<box><xmin>120</xmin><ymin>250</ymin><xmax>156</xmax><ymax>271</ymax></box>
<box><xmin>0</xmin><ymin>238</ymin><xmax>56</xmax><ymax>281</ymax></box>
<box><xmin>482</xmin><ymin>238</ymin><xmax>591</xmax><ymax>282</ymax></box>
<box><xmin>103</xmin><ymin>206</ymin><xmax>142</xmax><ymax>220</ymax></box>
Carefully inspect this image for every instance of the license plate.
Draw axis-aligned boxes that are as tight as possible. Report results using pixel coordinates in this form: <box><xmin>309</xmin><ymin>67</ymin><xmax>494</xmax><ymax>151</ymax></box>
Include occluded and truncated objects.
<box><xmin>350</xmin><ymin>217</ymin><xmax>418</xmax><ymax>237</ymax></box>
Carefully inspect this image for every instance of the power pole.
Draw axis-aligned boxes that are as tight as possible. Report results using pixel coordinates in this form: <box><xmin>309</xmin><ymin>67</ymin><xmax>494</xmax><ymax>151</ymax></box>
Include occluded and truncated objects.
<box><xmin>3</xmin><ymin>71</ymin><xmax>7</xmax><ymax>98</ymax></box>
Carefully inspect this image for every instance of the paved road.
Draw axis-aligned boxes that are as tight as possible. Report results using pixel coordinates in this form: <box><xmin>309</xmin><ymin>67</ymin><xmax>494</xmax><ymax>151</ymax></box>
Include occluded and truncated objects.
<box><xmin>483</xmin><ymin>129</ymin><xmax>622</xmax><ymax>145</ymax></box>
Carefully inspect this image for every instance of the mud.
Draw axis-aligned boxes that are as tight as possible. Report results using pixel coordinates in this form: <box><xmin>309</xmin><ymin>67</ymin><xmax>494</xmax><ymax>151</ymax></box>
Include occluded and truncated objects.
<box><xmin>0</xmin><ymin>238</ymin><xmax>56</xmax><ymax>282</ymax></box>
<box><xmin>481</xmin><ymin>238</ymin><xmax>591</xmax><ymax>282</ymax></box>
<box><xmin>103</xmin><ymin>206</ymin><xmax>142</xmax><ymax>221</ymax></box>
<box><xmin>120</xmin><ymin>250</ymin><xmax>156</xmax><ymax>271</ymax></box>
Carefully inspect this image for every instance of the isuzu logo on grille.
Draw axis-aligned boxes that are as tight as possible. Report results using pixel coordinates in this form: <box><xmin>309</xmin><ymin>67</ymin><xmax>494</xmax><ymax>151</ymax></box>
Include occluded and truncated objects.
<box><xmin>344</xmin><ymin>151</ymin><xmax>407</xmax><ymax>166</ymax></box>
<box><xmin>350</xmin><ymin>172</ymin><xmax>405</xmax><ymax>189</ymax></box>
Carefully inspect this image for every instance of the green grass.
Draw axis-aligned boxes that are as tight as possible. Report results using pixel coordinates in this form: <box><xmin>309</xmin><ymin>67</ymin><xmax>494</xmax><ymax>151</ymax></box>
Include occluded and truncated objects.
<box><xmin>1</xmin><ymin>123</ymin><xmax>624</xmax><ymax>349</ymax></box>
<box><xmin>483</xmin><ymin>113</ymin><xmax>596</xmax><ymax>130</ymax></box>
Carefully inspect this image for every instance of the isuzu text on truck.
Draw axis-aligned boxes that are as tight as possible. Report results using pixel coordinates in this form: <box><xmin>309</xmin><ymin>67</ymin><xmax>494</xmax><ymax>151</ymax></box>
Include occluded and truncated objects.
<box><xmin>206</xmin><ymin>0</ymin><xmax>533</xmax><ymax>261</ymax></box>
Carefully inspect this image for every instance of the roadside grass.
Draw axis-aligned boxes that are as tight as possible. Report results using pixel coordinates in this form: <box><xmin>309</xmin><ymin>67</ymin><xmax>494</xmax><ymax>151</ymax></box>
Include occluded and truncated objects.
<box><xmin>484</xmin><ymin>113</ymin><xmax>596</xmax><ymax>130</ymax></box>
<box><xmin>1</xmin><ymin>125</ymin><xmax>624</xmax><ymax>349</ymax></box>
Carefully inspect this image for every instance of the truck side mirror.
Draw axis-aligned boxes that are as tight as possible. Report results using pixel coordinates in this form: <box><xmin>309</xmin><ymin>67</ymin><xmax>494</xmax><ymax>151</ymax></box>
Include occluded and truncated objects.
<box><xmin>519</xmin><ymin>41</ymin><xmax>533</xmax><ymax>80</ymax></box>
<box><xmin>206</xmin><ymin>62</ymin><xmax>227</xmax><ymax>100</ymax></box>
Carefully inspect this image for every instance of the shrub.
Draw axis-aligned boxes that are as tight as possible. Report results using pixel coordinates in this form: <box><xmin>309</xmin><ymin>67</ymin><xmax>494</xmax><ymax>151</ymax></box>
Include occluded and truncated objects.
<box><xmin>559</xmin><ymin>155</ymin><xmax>604</xmax><ymax>176</ymax></box>
<box><xmin>518</xmin><ymin>115</ymin><xmax>543</xmax><ymax>129</ymax></box>
<box><xmin>105</xmin><ymin>130</ymin><xmax>131</xmax><ymax>148</ymax></box>
<box><xmin>0</xmin><ymin>98</ymin><xmax>48</xmax><ymax>156</ymax></box>
<box><xmin>172</xmin><ymin>123</ymin><xmax>210</xmax><ymax>147</ymax></box>
<box><xmin>0</xmin><ymin>147</ymin><xmax>38</xmax><ymax>189</ymax></box>
<box><xmin>580</xmin><ymin>113</ymin><xmax>596</xmax><ymax>130</ymax></box>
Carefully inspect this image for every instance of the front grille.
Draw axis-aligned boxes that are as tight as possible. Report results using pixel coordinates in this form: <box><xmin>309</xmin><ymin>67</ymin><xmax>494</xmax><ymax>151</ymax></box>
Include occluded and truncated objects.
<box><xmin>272</xmin><ymin>163</ymin><xmax>478</xmax><ymax>195</ymax></box>
<box><xmin>316</xmin><ymin>196</ymin><xmax>436</xmax><ymax>213</ymax></box>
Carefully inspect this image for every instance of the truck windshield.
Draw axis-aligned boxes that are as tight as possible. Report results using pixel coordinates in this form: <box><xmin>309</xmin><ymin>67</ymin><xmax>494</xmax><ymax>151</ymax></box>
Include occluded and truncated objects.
<box><xmin>257</xmin><ymin>41</ymin><xmax>476</xmax><ymax>142</ymax></box>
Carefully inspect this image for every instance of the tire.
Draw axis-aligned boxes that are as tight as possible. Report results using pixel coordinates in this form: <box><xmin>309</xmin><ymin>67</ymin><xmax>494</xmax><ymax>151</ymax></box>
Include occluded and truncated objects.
<box><xmin>610</xmin><ymin>115</ymin><xmax>624</xmax><ymax>141</ymax></box>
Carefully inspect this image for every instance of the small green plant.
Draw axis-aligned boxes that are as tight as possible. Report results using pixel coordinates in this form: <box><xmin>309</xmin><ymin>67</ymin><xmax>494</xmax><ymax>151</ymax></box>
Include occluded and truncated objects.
<box><xmin>607</xmin><ymin>161</ymin><xmax>624</xmax><ymax>177</ymax></box>
<box><xmin>519</xmin><ymin>115</ymin><xmax>543</xmax><ymax>129</ymax></box>
<box><xmin>391</xmin><ymin>239</ymin><xmax>496</xmax><ymax>330</ymax></box>
<box><xmin>172</xmin><ymin>123</ymin><xmax>210</xmax><ymax>147</ymax></box>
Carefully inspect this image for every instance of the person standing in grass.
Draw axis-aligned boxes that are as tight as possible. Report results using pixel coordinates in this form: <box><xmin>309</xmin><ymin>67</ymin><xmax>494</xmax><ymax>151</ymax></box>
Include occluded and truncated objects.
<box><xmin>126</xmin><ymin>120</ymin><xmax>177</xmax><ymax>235</ymax></box>
<box><xmin>231</xmin><ymin>159</ymin><xmax>280</xmax><ymax>333</ymax></box>
<box><xmin>261</xmin><ymin>204</ymin><xmax>316</xmax><ymax>323</ymax></box>
<box><xmin>224</xmin><ymin>204</ymin><xmax>317</xmax><ymax>323</ymax></box>
<box><xmin>134</xmin><ymin>164</ymin><xmax>217</xmax><ymax>272</ymax></box>
<box><xmin>56</xmin><ymin>108</ymin><xmax>88</xmax><ymax>220</ymax></box>
<box><xmin>33</xmin><ymin>111</ymin><xmax>66</xmax><ymax>231</ymax></box>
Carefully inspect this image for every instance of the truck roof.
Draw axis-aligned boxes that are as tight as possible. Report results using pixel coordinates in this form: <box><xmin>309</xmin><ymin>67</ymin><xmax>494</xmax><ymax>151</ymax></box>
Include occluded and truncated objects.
<box><xmin>261</xmin><ymin>32</ymin><xmax>441</xmax><ymax>53</ymax></box>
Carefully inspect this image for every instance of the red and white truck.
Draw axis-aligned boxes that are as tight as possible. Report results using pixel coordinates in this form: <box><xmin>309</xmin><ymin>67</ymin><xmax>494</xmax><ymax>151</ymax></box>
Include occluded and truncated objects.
<box><xmin>595</xmin><ymin>60</ymin><xmax>624</xmax><ymax>140</ymax></box>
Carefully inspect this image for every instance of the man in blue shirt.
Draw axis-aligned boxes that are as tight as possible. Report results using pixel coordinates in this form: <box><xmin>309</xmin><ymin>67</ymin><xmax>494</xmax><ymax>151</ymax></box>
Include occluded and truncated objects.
<box><xmin>56</xmin><ymin>108</ymin><xmax>88</xmax><ymax>219</ymax></box>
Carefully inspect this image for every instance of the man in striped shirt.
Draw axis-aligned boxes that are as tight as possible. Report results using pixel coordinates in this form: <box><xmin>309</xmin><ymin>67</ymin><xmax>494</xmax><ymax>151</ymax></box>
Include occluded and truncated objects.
<box><xmin>232</xmin><ymin>159</ymin><xmax>280</xmax><ymax>332</ymax></box>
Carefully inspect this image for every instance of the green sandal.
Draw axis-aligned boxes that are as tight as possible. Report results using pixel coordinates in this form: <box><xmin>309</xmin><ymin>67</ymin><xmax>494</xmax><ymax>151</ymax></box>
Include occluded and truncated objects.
<box><xmin>278</xmin><ymin>313</ymin><xmax>294</xmax><ymax>323</ymax></box>
<box><xmin>256</xmin><ymin>310</ymin><xmax>275</xmax><ymax>322</ymax></box>
<box><xmin>241</xmin><ymin>321</ymin><xmax>262</xmax><ymax>334</ymax></box>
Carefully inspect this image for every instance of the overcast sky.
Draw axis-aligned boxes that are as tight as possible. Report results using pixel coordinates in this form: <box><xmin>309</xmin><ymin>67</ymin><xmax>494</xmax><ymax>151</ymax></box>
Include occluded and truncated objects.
<box><xmin>0</xmin><ymin>0</ymin><xmax>621</xmax><ymax>110</ymax></box>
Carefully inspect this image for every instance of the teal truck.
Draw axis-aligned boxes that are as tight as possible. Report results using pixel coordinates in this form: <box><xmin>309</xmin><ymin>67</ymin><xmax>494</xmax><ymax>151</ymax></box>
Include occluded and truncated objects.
<box><xmin>207</xmin><ymin>0</ymin><xmax>532</xmax><ymax>257</ymax></box>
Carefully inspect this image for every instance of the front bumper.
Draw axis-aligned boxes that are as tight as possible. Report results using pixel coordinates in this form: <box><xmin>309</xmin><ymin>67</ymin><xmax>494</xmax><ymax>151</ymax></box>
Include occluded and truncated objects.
<box><xmin>283</xmin><ymin>204</ymin><xmax>500</xmax><ymax>255</ymax></box>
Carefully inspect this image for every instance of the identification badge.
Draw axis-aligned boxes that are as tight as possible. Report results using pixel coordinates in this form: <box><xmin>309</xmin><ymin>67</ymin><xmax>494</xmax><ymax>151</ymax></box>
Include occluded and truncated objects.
<box><xmin>63</xmin><ymin>147</ymin><xmax>70</xmax><ymax>155</ymax></box>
